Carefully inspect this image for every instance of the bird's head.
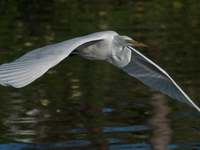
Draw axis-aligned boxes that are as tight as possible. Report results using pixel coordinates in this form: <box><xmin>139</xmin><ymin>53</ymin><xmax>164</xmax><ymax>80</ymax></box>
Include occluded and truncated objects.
<box><xmin>125</xmin><ymin>39</ymin><xmax>149</xmax><ymax>47</ymax></box>
<box><xmin>116</xmin><ymin>35</ymin><xmax>148</xmax><ymax>47</ymax></box>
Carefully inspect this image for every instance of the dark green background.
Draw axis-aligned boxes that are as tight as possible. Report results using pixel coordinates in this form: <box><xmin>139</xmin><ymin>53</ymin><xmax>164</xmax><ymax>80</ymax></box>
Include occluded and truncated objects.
<box><xmin>0</xmin><ymin>0</ymin><xmax>200</xmax><ymax>149</ymax></box>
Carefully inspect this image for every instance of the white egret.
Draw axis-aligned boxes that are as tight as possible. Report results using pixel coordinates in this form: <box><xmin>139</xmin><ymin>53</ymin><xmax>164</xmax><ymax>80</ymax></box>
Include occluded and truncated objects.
<box><xmin>0</xmin><ymin>31</ymin><xmax>199</xmax><ymax>111</ymax></box>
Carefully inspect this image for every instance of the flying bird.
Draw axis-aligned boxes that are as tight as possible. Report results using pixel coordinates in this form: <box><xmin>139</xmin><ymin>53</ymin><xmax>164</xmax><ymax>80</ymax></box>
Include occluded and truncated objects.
<box><xmin>0</xmin><ymin>31</ymin><xmax>199</xmax><ymax>111</ymax></box>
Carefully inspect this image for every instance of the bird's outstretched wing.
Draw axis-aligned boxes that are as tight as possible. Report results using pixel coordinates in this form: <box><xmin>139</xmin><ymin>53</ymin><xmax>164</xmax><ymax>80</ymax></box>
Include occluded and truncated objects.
<box><xmin>121</xmin><ymin>46</ymin><xmax>200</xmax><ymax>111</ymax></box>
<box><xmin>0</xmin><ymin>32</ymin><xmax>106</xmax><ymax>88</ymax></box>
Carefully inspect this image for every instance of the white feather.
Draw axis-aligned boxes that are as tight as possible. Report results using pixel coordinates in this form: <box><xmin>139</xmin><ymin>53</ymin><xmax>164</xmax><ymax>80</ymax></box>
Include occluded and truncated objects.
<box><xmin>0</xmin><ymin>30</ymin><xmax>199</xmax><ymax>111</ymax></box>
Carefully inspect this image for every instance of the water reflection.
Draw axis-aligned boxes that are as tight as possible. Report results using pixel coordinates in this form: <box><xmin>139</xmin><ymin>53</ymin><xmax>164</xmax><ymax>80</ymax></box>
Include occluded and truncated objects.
<box><xmin>168</xmin><ymin>111</ymin><xmax>200</xmax><ymax>117</ymax></box>
<box><xmin>66</xmin><ymin>125</ymin><xmax>150</xmax><ymax>134</ymax></box>
<box><xmin>1</xmin><ymin>0</ymin><xmax>200</xmax><ymax>149</ymax></box>
<box><xmin>2</xmin><ymin>141</ymin><xmax>200</xmax><ymax>150</ymax></box>
<box><xmin>2</xmin><ymin>99</ymin><xmax>150</xmax><ymax>143</ymax></box>
<box><xmin>167</xmin><ymin>143</ymin><xmax>200</xmax><ymax>149</ymax></box>
<box><xmin>1</xmin><ymin>100</ymin><xmax>151</xmax><ymax>148</ymax></box>
<box><xmin>0</xmin><ymin>140</ymin><xmax>151</xmax><ymax>150</ymax></box>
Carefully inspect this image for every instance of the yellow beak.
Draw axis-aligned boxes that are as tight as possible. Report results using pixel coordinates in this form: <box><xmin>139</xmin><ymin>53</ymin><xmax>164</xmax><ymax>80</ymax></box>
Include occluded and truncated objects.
<box><xmin>125</xmin><ymin>40</ymin><xmax>149</xmax><ymax>47</ymax></box>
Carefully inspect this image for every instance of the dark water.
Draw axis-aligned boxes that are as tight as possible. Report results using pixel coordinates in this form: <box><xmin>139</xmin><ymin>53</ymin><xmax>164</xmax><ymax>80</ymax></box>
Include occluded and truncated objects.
<box><xmin>0</xmin><ymin>1</ymin><xmax>200</xmax><ymax>150</ymax></box>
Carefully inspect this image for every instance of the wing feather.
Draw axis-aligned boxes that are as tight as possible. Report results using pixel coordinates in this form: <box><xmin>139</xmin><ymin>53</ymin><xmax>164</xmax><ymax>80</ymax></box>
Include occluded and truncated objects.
<box><xmin>121</xmin><ymin>46</ymin><xmax>200</xmax><ymax>111</ymax></box>
<box><xmin>0</xmin><ymin>31</ymin><xmax>109</xmax><ymax>88</ymax></box>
